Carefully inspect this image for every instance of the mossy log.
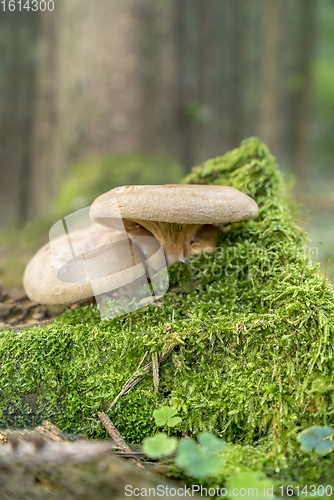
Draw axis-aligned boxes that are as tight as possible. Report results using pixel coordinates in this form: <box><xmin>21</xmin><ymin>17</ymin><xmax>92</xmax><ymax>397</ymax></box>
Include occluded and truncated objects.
<box><xmin>1</xmin><ymin>138</ymin><xmax>334</xmax><ymax>445</ymax></box>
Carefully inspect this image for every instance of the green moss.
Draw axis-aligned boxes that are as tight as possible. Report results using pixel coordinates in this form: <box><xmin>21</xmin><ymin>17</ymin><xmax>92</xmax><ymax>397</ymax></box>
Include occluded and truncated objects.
<box><xmin>1</xmin><ymin>138</ymin><xmax>334</xmax><ymax>456</ymax></box>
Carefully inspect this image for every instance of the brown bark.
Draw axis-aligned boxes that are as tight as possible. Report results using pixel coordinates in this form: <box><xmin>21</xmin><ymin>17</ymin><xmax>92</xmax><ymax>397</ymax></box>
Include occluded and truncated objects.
<box><xmin>258</xmin><ymin>0</ymin><xmax>284</xmax><ymax>155</ymax></box>
<box><xmin>0</xmin><ymin>436</ymin><xmax>185</xmax><ymax>499</ymax></box>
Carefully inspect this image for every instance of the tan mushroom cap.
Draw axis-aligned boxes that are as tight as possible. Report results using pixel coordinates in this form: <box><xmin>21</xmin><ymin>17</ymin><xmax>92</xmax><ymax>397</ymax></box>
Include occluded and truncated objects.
<box><xmin>90</xmin><ymin>184</ymin><xmax>258</xmax><ymax>224</ymax></box>
<box><xmin>23</xmin><ymin>224</ymin><xmax>147</xmax><ymax>305</ymax></box>
<box><xmin>90</xmin><ymin>184</ymin><xmax>258</xmax><ymax>265</ymax></box>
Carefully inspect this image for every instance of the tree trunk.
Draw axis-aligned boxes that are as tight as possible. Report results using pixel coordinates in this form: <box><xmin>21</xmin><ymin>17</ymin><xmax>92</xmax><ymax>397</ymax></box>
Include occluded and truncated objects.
<box><xmin>197</xmin><ymin>0</ymin><xmax>226</xmax><ymax>161</ymax></box>
<box><xmin>28</xmin><ymin>8</ymin><xmax>62</xmax><ymax>220</ymax></box>
<box><xmin>172</xmin><ymin>0</ymin><xmax>200</xmax><ymax>171</ymax></box>
<box><xmin>0</xmin><ymin>11</ymin><xmax>39</xmax><ymax>227</ymax></box>
<box><xmin>291</xmin><ymin>0</ymin><xmax>317</xmax><ymax>180</ymax></box>
<box><xmin>229</xmin><ymin>0</ymin><xmax>246</xmax><ymax>149</ymax></box>
<box><xmin>258</xmin><ymin>0</ymin><xmax>284</xmax><ymax>156</ymax></box>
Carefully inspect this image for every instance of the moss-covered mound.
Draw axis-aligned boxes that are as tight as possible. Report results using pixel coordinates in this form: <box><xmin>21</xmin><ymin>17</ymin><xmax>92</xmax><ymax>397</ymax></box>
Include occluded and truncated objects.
<box><xmin>1</xmin><ymin>138</ymin><xmax>334</xmax><ymax>444</ymax></box>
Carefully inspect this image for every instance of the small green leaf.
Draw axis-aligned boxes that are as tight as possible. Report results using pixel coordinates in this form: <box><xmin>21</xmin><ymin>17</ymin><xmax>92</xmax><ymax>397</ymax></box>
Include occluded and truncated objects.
<box><xmin>176</xmin><ymin>439</ymin><xmax>201</xmax><ymax>468</ymax></box>
<box><xmin>142</xmin><ymin>433</ymin><xmax>178</xmax><ymax>459</ymax></box>
<box><xmin>309</xmin><ymin>426</ymin><xmax>333</xmax><ymax>439</ymax></box>
<box><xmin>298</xmin><ymin>433</ymin><xmax>318</xmax><ymax>452</ymax></box>
<box><xmin>167</xmin><ymin>416</ymin><xmax>182</xmax><ymax>427</ymax></box>
<box><xmin>187</xmin><ymin>455</ymin><xmax>224</xmax><ymax>479</ymax></box>
<box><xmin>198</xmin><ymin>432</ymin><xmax>226</xmax><ymax>454</ymax></box>
<box><xmin>298</xmin><ymin>426</ymin><xmax>334</xmax><ymax>455</ymax></box>
<box><xmin>153</xmin><ymin>409</ymin><xmax>168</xmax><ymax>426</ymax></box>
<box><xmin>153</xmin><ymin>406</ymin><xmax>182</xmax><ymax>427</ymax></box>
<box><xmin>175</xmin><ymin>436</ymin><xmax>225</xmax><ymax>479</ymax></box>
<box><xmin>227</xmin><ymin>471</ymin><xmax>273</xmax><ymax>500</ymax></box>
<box><xmin>315</xmin><ymin>439</ymin><xmax>334</xmax><ymax>456</ymax></box>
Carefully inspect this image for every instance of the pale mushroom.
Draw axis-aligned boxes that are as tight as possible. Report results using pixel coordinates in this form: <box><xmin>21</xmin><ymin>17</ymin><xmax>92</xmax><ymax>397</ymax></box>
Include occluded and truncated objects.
<box><xmin>90</xmin><ymin>184</ymin><xmax>259</xmax><ymax>265</ymax></box>
<box><xmin>23</xmin><ymin>224</ymin><xmax>147</xmax><ymax>305</ymax></box>
<box><xmin>190</xmin><ymin>224</ymin><xmax>221</xmax><ymax>255</ymax></box>
<box><xmin>123</xmin><ymin>221</ymin><xmax>165</xmax><ymax>273</ymax></box>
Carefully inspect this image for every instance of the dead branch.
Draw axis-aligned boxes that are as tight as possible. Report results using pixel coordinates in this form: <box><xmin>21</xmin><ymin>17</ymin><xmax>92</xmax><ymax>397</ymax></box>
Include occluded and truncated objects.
<box><xmin>152</xmin><ymin>352</ymin><xmax>160</xmax><ymax>393</ymax></box>
<box><xmin>97</xmin><ymin>412</ymin><xmax>144</xmax><ymax>468</ymax></box>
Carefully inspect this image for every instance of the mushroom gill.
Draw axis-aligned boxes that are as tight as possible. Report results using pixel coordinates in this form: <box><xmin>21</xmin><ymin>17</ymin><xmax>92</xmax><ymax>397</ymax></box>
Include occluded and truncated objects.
<box><xmin>89</xmin><ymin>184</ymin><xmax>259</xmax><ymax>266</ymax></box>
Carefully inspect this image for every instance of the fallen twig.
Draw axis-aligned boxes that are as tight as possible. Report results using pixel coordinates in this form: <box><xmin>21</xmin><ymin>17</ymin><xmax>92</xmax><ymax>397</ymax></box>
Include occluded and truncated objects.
<box><xmin>107</xmin><ymin>347</ymin><xmax>174</xmax><ymax>413</ymax></box>
<box><xmin>135</xmin><ymin>350</ymin><xmax>148</xmax><ymax>373</ymax></box>
<box><xmin>152</xmin><ymin>352</ymin><xmax>160</xmax><ymax>393</ymax></box>
<box><xmin>97</xmin><ymin>412</ymin><xmax>144</xmax><ymax>469</ymax></box>
<box><xmin>114</xmin><ymin>451</ymin><xmax>145</xmax><ymax>457</ymax></box>
<box><xmin>97</xmin><ymin>412</ymin><xmax>131</xmax><ymax>453</ymax></box>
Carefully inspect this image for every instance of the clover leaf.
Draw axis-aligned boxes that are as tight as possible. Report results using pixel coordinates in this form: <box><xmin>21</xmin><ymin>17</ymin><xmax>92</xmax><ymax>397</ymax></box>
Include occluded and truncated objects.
<box><xmin>198</xmin><ymin>432</ymin><xmax>226</xmax><ymax>454</ymax></box>
<box><xmin>309</xmin><ymin>426</ymin><xmax>333</xmax><ymax>439</ymax></box>
<box><xmin>142</xmin><ymin>433</ymin><xmax>178</xmax><ymax>459</ymax></box>
<box><xmin>227</xmin><ymin>471</ymin><xmax>273</xmax><ymax>500</ymax></box>
<box><xmin>153</xmin><ymin>406</ymin><xmax>182</xmax><ymax>428</ymax></box>
<box><xmin>175</xmin><ymin>433</ymin><xmax>226</xmax><ymax>479</ymax></box>
<box><xmin>298</xmin><ymin>426</ymin><xmax>333</xmax><ymax>456</ymax></box>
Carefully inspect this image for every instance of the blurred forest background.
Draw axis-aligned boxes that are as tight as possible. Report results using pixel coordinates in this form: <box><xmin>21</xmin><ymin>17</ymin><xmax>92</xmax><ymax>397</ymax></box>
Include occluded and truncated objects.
<box><xmin>0</xmin><ymin>0</ymin><xmax>334</xmax><ymax>290</ymax></box>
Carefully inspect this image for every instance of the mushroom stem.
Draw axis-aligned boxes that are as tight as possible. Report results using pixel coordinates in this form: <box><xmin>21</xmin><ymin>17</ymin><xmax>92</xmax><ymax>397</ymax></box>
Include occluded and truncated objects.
<box><xmin>128</xmin><ymin>220</ymin><xmax>201</xmax><ymax>265</ymax></box>
<box><xmin>190</xmin><ymin>224</ymin><xmax>221</xmax><ymax>255</ymax></box>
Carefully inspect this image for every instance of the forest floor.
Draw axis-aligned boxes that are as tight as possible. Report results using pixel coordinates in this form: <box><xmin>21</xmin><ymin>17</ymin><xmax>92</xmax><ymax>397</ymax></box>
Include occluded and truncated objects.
<box><xmin>0</xmin><ymin>287</ymin><xmax>95</xmax><ymax>332</ymax></box>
